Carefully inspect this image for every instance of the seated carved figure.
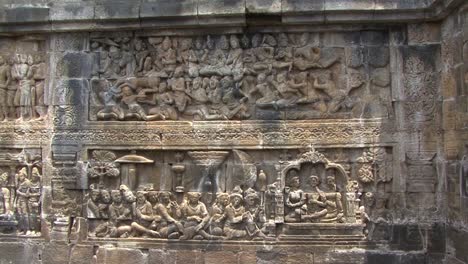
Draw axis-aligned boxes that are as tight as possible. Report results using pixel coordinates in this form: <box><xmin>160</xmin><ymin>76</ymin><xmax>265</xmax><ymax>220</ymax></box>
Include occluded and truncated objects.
<box><xmin>302</xmin><ymin>176</ymin><xmax>328</xmax><ymax>222</ymax></box>
<box><xmin>209</xmin><ymin>192</ymin><xmax>229</xmax><ymax>236</ymax></box>
<box><xmin>179</xmin><ymin>192</ymin><xmax>223</xmax><ymax>240</ymax></box>
<box><xmin>95</xmin><ymin>190</ymin><xmax>132</xmax><ymax>238</ymax></box>
<box><xmin>130</xmin><ymin>191</ymin><xmax>160</xmax><ymax>238</ymax></box>
<box><xmin>284</xmin><ymin>171</ymin><xmax>305</xmax><ymax>223</ymax></box>
<box><xmin>322</xmin><ymin>176</ymin><xmax>344</xmax><ymax>223</ymax></box>
<box><xmin>153</xmin><ymin>191</ymin><xmax>183</xmax><ymax>239</ymax></box>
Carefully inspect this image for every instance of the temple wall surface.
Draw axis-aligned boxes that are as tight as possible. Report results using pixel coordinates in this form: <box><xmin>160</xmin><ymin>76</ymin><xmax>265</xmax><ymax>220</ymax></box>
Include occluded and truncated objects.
<box><xmin>0</xmin><ymin>0</ymin><xmax>465</xmax><ymax>263</ymax></box>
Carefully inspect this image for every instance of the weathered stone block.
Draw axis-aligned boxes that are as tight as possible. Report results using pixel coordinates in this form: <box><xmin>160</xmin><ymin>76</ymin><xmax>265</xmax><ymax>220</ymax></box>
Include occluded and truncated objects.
<box><xmin>175</xmin><ymin>250</ymin><xmax>204</xmax><ymax>264</ymax></box>
<box><xmin>69</xmin><ymin>245</ymin><xmax>95</xmax><ymax>264</ymax></box>
<box><xmin>140</xmin><ymin>0</ymin><xmax>197</xmax><ymax>18</ymax></box>
<box><xmin>324</xmin><ymin>0</ymin><xmax>374</xmax><ymax>11</ymax></box>
<box><xmin>257</xmin><ymin>251</ymin><xmax>288</xmax><ymax>264</ymax></box>
<box><xmin>205</xmin><ymin>251</ymin><xmax>237</xmax><ymax>264</ymax></box>
<box><xmin>55</xmin><ymin>52</ymin><xmax>95</xmax><ymax>79</ymax></box>
<box><xmin>52</xmin><ymin>79</ymin><xmax>89</xmax><ymax>106</ymax></box>
<box><xmin>94</xmin><ymin>1</ymin><xmax>140</xmax><ymax>20</ymax></box>
<box><xmin>4</xmin><ymin>7</ymin><xmax>49</xmax><ymax>23</ymax></box>
<box><xmin>50</xmin><ymin>2</ymin><xmax>94</xmax><ymax>21</ymax></box>
<box><xmin>42</xmin><ymin>243</ymin><xmax>70</xmax><ymax>264</ymax></box>
<box><xmin>282</xmin><ymin>0</ymin><xmax>324</xmax><ymax>13</ymax></box>
<box><xmin>246</xmin><ymin>0</ymin><xmax>281</xmax><ymax>13</ymax></box>
<box><xmin>361</xmin><ymin>30</ymin><xmax>388</xmax><ymax>46</ymax></box>
<box><xmin>198</xmin><ymin>0</ymin><xmax>245</xmax><ymax>16</ymax></box>
<box><xmin>96</xmin><ymin>247</ymin><xmax>147</xmax><ymax>264</ymax></box>
<box><xmin>238</xmin><ymin>251</ymin><xmax>256</xmax><ymax>264</ymax></box>
<box><xmin>148</xmin><ymin>249</ymin><xmax>176</xmax><ymax>264</ymax></box>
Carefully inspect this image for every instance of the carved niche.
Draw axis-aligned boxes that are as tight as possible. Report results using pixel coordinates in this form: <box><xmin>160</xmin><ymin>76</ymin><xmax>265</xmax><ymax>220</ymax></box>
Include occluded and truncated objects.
<box><xmin>82</xmin><ymin>147</ymin><xmax>394</xmax><ymax>241</ymax></box>
<box><xmin>89</xmin><ymin>32</ymin><xmax>392</xmax><ymax>121</ymax></box>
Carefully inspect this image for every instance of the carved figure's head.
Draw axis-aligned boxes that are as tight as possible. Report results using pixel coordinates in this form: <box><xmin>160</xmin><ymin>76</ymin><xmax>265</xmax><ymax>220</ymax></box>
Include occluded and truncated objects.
<box><xmin>187</xmin><ymin>192</ymin><xmax>202</xmax><ymax>204</ymax></box>
<box><xmin>278</xmin><ymin>33</ymin><xmax>288</xmax><ymax>47</ymax></box>
<box><xmin>31</xmin><ymin>167</ymin><xmax>41</xmax><ymax>181</ymax></box>
<box><xmin>309</xmin><ymin>175</ymin><xmax>320</xmax><ymax>187</ymax></box>
<box><xmin>111</xmin><ymin>190</ymin><xmax>122</xmax><ymax>203</ymax></box>
<box><xmin>136</xmin><ymin>191</ymin><xmax>147</xmax><ymax>204</ymax></box>
<box><xmin>101</xmin><ymin>190</ymin><xmax>111</xmax><ymax>204</ymax></box>
<box><xmin>162</xmin><ymin>37</ymin><xmax>172</xmax><ymax>51</ymax></box>
<box><xmin>147</xmin><ymin>191</ymin><xmax>159</xmax><ymax>204</ymax></box>
<box><xmin>216</xmin><ymin>193</ymin><xmax>230</xmax><ymax>206</ymax></box>
<box><xmin>90</xmin><ymin>186</ymin><xmax>100</xmax><ymax>202</ymax></box>
<box><xmin>230</xmin><ymin>35</ymin><xmax>240</xmax><ymax>49</ymax></box>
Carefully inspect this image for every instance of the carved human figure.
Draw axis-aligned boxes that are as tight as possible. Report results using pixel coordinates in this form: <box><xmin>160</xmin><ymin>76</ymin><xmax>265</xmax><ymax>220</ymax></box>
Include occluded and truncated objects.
<box><xmin>273</xmin><ymin>33</ymin><xmax>293</xmax><ymax>71</ymax></box>
<box><xmin>209</xmin><ymin>192</ymin><xmax>229</xmax><ymax>236</ymax></box>
<box><xmin>97</xmin><ymin>189</ymin><xmax>111</xmax><ymax>219</ymax></box>
<box><xmin>31</xmin><ymin>55</ymin><xmax>46</xmax><ymax>120</ymax></box>
<box><xmin>169</xmin><ymin>67</ymin><xmax>191</xmax><ymax>113</ymax></box>
<box><xmin>0</xmin><ymin>172</ymin><xmax>12</xmax><ymax>220</ymax></box>
<box><xmin>96</xmin><ymin>190</ymin><xmax>132</xmax><ymax>238</ymax></box>
<box><xmin>12</xmin><ymin>54</ymin><xmax>34</xmax><ymax>121</ymax></box>
<box><xmin>219</xmin><ymin>76</ymin><xmax>250</xmax><ymax>119</ymax></box>
<box><xmin>154</xmin><ymin>191</ymin><xmax>183</xmax><ymax>239</ymax></box>
<box><xmin>322</xmin><ymin>175</ymin><xmax>344</xmax><ymax>223</ymax></box>
<box><xmin>284</xmin><ymin>170</ymin><xmax>305</xmax><ymax>222</ymax></box>
<box><xmin>134</xmin><ymin>38</ymin><xmax>151</xmax><ymax>75</ymax></box>
<box><xmin>86</xmin><ymin>185</ymin><xmax>101</xmax><ymax>219</ymax></box>
<box><xmin>249</xmin><ymin>73</ymin><xmax>278</xmax><ymax>107</ymax></box>
<box><xmin>96</xmin><ymin>82</ymin><xmax>125</xmax><ymax>120</ymax></box>
<box><xmin>0</xmin><ymin>56</ymin><xmax>12</xmax><ymax>121</ymax></box>
<box><xmin>188</xmin><ymin>36</ymin><xmax>208</xmax><ymax>77</ymax></box>
<box><xmin>313</xmin><ymin>73</ymin><xmax>347</xmax><ymax>114</ymax></box>
<box><xmin>180</xmin><ymin>192</ymin><xmax>222</xmax><ymax>240</ymax></box>
<box><xmin>243</xmin><ymin>188</ymin><xmax>267</xmax><ymax>238</ymax></box>
<box><xmin>27</xmin><ymin>168</ymin><xmax>41</xmax><ymax>235</ymax></box>
<box><xmin>293</xmin><ymin>33</ymin><xmax>322</xmax><ymax>71</ymax></box>
<box><xmin>159</xmin><ymin>37</ymin><xmax>177</xmax><ymax>77</ymax></box>
<box><xmin>223</xmin><ymin>190</ymin><xmax>248</xmax><ymax>239</ymax></box>
<box><xmin>119</xmin><ymin>83</ymin><xmax>164</xmax><ymax>121</ymax></box>
<box><xmin>15</xmin><ymin>168</ymin><xmax>31</xmax><ymax>235</ymax></box>
<box><xmin>130</xmin><ymin>191</ymin><xmax>161</xmax><ymax>238</ymax></box>
<box><xmin>302</xmin><ymin>175</ymin><xmax>328</xmax><ymax>222</ymax></box>
<box><xmin>269</xmin><ymin>72</ymin><xmax>302</xmax><ymax>109</ymax></box>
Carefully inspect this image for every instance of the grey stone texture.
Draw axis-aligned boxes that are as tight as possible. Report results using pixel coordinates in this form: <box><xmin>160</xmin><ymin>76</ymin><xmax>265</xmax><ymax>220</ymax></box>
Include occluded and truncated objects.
<box><xmin>0</xmin><ymin>0</ymin><xmax>465</xmax><ymax>264</ymax></box>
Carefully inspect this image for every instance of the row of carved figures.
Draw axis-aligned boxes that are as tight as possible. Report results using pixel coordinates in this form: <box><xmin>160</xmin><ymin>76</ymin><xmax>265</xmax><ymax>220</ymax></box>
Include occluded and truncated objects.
<box><xmin>0</xmin><ymin>167</ymin><xmax>42</xmax><ymax>236</ymax></box>
<box><xmin>0</xmin><ymin>54</ymin><xmax>47</xmax><ymax>121</ymax></box>
<box><xmin>86</xmin><ymin>174</ymin><xmax>366</xmax><ymax>240</ymax></box>
<box><xmin>92</xmin><ymin>33</ymin><xmax>378</xmax><ymax>121</ymax></box>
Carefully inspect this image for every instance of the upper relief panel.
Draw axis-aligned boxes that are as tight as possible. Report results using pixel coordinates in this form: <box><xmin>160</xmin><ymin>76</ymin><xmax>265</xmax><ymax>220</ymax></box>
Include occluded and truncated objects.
<box><xmin>0</xmin><ymin>37</ymin><xmax>48</xmax><ymax>123</ymax></box>
<box><xmin>89</xmin><ymin>31</ymin><xmax>391</xmax><ymax>122</ymax></box>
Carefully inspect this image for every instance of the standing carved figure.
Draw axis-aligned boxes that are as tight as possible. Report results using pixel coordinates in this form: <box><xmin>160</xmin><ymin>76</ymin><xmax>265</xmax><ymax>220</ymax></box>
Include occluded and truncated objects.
<box><xmin>12</xmin><ymin>54</ymin><xmax>34</xmax><ymax>121</ymax></box>
<box><xmin>0</xmin><ymin>56</ymin><xmax>11</xmax><ymax>121</ymax></box>
<box><xmin>0</xmin><ymin>172</ymin><xmax>12</xmax><ymax>219</ymax></box>
<box><xmin>27</xmin><ymin>168</ymin><xmax>41</xmax><ymax>235</ymax></box>
<box><xmin>15</xmin><ymin>168</ymin><xmax>31</xmax><ymax>235</ymax></box>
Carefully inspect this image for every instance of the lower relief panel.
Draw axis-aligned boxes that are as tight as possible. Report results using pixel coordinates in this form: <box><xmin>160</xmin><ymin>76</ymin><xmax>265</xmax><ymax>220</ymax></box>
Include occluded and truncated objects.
<box><xmin>80</xmin><ymin>147</ymin><xmax>395</xmax><ymax>242</ymax></box>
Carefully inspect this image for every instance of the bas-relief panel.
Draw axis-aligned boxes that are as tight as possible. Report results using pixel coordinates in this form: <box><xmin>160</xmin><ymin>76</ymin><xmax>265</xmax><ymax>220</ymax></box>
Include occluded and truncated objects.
<box><xmin>0</xmin><ymin>148</ymin><xmax>42</xmax><ymax>236</ymax></box>
<box><xmin>0</xmin><ymin>38</ymin><xmax>48</xmax><ymax>122</ymax></box>
<box><xmin>82</xmin><ymin>147</ymin><xmax>394</xmax><ymax>240</ymax></box>
<box><xmin>88</xmin><ymin>32</ymin><xmax>392</xmax><ymax>122</ymax></box>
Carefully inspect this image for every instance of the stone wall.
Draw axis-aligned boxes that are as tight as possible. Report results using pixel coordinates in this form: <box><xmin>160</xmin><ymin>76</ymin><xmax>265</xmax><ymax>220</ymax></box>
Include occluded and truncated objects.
<box><xmin>0</xmin><ymin>1</ymin><xmax>465</xmax><ymax>263</ymax></box>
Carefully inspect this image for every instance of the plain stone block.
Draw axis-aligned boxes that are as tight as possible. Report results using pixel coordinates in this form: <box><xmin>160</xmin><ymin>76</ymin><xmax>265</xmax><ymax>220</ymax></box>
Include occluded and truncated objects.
<box><xmin>368</xmin><ymin>46</ymin><xmax>390</xmax><ymax>67</ymax></box>
<box><xmin>140</xmin><ymin>0</ymin><xmax>197</xmax><ymax>18</ymax></box>
<box><xmin>148</xmin><ymin>249</ymin><xmax>176</xmax><ymax>264</ymax></box>
<box><xmin>4</xmin><ymin>6</ymin><xmax>49</xmax><ymax>23</ymax></box>
<box><xmin>94</xmin><ymin>1</ymin><xmax>140</xmax><ymax>20</ymax></box>
<box><xmin>407</xmin><ymin>23</ymin><xmax>441</xmax><ymax>44</ymax></box>
<box><xmin>175</xmin><ymin>250</ymin><xmax>204</xmax><ymax>264</ymax></box>
<box><xmin>197</xmin><ymin>0</ymin><xmax>245</xmax><ymax>16</ymax></box>
<box><xmin>204</xmin><ymin>251</ymin><xmax>238</xmax><ymax>264</ymax></box>
<box><xmin>361</xmin><ymin>30</ymin><xmax>388</xmax><ymax>45</ymax></box>
<box><xmin>69</xmin><ymin>245</ymin><xmax>95</xmax><ymax>264</ymax></box>
<box><xmin>96</xmin><ymin>247</ymin><xmax>147</xmax><ymax>264</ymax></box>
<box><xmin>246</xmin><ymin>0</ymin><xmax>281</xmax><ymax>13</ymax></box>
<box><xmin>282</xmin><ymin>0</ymin><xmax>324</xmax><ymax>13</ymax></box>
<box><xmin>50</xmin><ymin>2</ymin><xmax>94</xmax><ymax>21</ymax></box>
<box><xmin>42</xmin><ymin>243</ymin><xmax>71</xmax><ymax>264</ymax></box>
<box><xmin>324</xmin><ymin>0</ymin><xmax>375</xmax><ymax>11</ymax></box>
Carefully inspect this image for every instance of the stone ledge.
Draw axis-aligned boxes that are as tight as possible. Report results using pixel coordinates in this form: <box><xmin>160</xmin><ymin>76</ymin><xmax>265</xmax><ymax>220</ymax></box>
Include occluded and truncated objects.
<box><xmin>0</xmin><ymin>0</ymin><xmax>463</xmax><ymax>33</ymax></box>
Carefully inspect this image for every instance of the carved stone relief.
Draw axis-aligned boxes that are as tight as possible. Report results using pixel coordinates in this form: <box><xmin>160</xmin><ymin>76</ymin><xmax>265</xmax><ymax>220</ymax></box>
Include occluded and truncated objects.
<box><xmin>0</xmin><ymin>38</ymin><xmax>48</xmax><ymax>123</ymax></box>
<box><xmin>0</xmin><ymin>149</ymin><xmax>42</xmax><ymax>236</ymax></box>
<box><xmin>82</xmin><ymin>147</ymin><xmax>394</xmax><ymax>240</ymax></box>
<box><xmin>89</xmin><ymin>33</ymin><xmax>392</xmax><ymax>121</ymax></box>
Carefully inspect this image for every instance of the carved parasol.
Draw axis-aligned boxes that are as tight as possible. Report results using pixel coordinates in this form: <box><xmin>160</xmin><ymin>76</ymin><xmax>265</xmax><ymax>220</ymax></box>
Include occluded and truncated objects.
<box><xmin>115</xmin><ymin>150</ymin><xmax>153</xmax><ymax>190</ymax></box>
